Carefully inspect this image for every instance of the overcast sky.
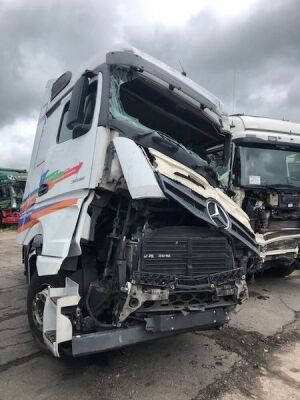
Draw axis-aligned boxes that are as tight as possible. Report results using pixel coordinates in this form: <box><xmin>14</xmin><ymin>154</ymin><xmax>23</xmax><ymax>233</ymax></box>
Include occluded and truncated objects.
<box><xmin>0</xmin><ymin>0</ymin><xmax>299</xmax><ymax>168</ymax></box>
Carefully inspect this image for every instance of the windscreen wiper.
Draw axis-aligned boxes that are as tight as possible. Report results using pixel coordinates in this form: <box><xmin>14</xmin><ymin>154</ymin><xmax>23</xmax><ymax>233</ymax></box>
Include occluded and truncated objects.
<box><xmin>133</xmin><ymin>129</ymin><xmax>157</xmax><ymax>140</ymax></box>
<box><xmin>135</xmin><ymin>129</ymin><xmax>181</xmax><ymax>152</ymax></box>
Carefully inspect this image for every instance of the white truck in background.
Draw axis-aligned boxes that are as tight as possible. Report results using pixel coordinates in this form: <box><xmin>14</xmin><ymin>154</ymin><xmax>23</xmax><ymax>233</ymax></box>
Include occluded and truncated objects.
<box><xmin>230</xmin><ymin>115</ymin><xmax>300</xmax><ymax>276</ymax></box>
<box><xmin>221</xmin><ymin>115</ymin><xmax>300</xmax><ymax>276</ymax></box>
<box><xmin>17</xmin><ymin>48</ymin><xmax>259</xmax><ymax>358</ymax></box>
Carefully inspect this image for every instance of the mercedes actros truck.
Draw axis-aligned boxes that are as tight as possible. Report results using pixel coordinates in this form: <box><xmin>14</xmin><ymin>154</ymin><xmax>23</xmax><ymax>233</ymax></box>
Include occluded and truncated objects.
<box><xmin>17</xmin><ymin>48</ymin><xmax>259</xmax><ymax>357</ymax></box>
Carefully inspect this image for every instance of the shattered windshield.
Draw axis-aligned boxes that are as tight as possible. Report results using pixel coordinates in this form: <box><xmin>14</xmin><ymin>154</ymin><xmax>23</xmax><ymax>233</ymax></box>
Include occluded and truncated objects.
<box><xmin>109</xmin><ymin>67</ymin><xmax>227</xmax><ymax>185</ymax></box>
<box><xmin>206</xmin><ymin>146</ymin><xmax>230</xmax><ymax>186</ymax></box>
<box><xmin>239</xmin><ymin>146</ymin><xmax>300</xmax><ymax>187</ymax></box>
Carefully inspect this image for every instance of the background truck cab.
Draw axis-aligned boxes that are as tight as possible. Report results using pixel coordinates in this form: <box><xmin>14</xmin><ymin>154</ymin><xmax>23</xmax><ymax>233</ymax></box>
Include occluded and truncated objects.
<box><xmin>228</xmin><ymin>115</ymin><xmax>300</xmax><ymax>276</ymax></box>
<box><xmin>17</xmin><ymin>48</ymin><xmax>259</xmax><ymax>358</ymax></box>
<box><xmin>0</xmin><ymin>168</ymin><xmax>27</xmax><ymax>227</ymax></box>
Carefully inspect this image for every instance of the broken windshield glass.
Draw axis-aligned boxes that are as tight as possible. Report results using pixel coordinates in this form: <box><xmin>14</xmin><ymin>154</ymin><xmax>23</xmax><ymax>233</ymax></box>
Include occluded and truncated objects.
<box><xmin>109</xmin><ymin>66</ymin><xmax>227</xmax><ymax>185</ymax></box>
<box><xmin>109</xmin><ymin>67</ymin><xmax>150</xmax><ymax>133</ymax></box>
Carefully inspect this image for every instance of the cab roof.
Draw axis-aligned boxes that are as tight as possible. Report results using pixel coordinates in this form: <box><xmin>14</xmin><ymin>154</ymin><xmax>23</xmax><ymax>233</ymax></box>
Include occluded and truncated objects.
<box><xmin>106</xmin><ymin>47</ymin><xmax>226</xmax><ymax>118</ymax></box>
<box><xmin>47</xmin><ymin>47</ymin><xmax>229</xmax><ymax>131</ymax></box>
<box><xmin>230</xmin><ymin>115</ymin><xmax>300</xmax><ymax>145</ymax></box>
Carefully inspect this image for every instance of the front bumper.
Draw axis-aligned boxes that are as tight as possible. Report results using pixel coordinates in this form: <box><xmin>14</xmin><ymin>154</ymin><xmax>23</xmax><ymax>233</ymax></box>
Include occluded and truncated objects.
<box><xmin>72</xmin><ymin>307</ymin><xmax>229</xmax><ymax>357</ymax></box>
<box><xmin>44</xmin><ymin>275</ymin><xmax>245</xmax><ymax>357</ymax></box>
<box><xmin>258</xmin><ymin>231</ymin><xmax>300</xmax><ymax>260</ymax></box>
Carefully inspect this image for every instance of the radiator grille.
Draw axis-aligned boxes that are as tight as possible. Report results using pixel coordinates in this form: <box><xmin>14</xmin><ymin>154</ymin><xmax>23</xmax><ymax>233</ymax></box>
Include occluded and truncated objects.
<box><xmin>279</xmin><ymin>193</ymin><xmax>300</xmax><ymax>207</ymax></box>
<box><xmin>140</xmin><ymin>227</ymin><xmax>233</xmax><ymax>277</ymax></box>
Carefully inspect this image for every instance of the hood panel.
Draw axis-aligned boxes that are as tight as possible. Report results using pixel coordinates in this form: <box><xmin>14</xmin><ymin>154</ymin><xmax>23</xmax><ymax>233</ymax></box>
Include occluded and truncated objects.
<box><xmin>149</xmin><ymin>149</ymin><xmax>259</xmax><ymax>255</ymax></box>
<box><xmin>150</xmin><ymin>148</ymin><xmax>252</xmax><ymax>232</ymax></box>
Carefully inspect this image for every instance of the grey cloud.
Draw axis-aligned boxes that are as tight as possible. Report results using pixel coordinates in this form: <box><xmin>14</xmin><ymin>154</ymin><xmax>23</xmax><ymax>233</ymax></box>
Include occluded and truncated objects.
<box><xmin>1</xmin><ymin>127</ymin><xmax>35</xmax><ymax>168</ymax></box>
<box><xmin>0</xmin><ymin>0</ymin><xmax>121</xmax><ymax>129</ymax></box>
<box><xmin>1</xmin><ymin>0</ymin><xmax>299</xmax><ymax>128</ymax></box>
<box><xmin>0</xmin><ymin>0</ymin><xmax>300</xmax><ymax>168</ymax></box>
<box><xmin>126</xmin><ymin>0</ymin><xmax>300</xmax><ymax>121</ymax></box>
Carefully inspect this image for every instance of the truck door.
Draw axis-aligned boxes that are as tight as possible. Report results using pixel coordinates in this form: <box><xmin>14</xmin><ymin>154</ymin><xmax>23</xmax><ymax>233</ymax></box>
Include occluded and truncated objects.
<box><xmin>18</xmin><ymin>74</ymin><xmax>102</xmax><ymax>265</ymax></box>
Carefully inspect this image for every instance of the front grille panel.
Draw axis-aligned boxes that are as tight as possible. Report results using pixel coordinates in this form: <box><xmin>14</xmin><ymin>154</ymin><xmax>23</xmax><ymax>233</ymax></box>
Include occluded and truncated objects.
<box><xmin>160</xmin><ymin>175</ymin><xmax>259</xmax><ymax>255</ymax></box>
<box><xmin>140</xmin><ymin>227</ymin><xmax>233</xmax><ymax>277</ymax></box>
<box><xmin>279</xmin><ymin>193</ymin><xmax>300</xmax><ymax>208</ymax></box>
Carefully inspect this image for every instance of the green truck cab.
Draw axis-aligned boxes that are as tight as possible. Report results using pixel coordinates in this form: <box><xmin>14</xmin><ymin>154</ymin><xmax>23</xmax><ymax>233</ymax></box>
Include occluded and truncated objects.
<box><xmin>0</xmin><ymin>168</ymin><xmax>27</xmax><ymax>227</ymax></box>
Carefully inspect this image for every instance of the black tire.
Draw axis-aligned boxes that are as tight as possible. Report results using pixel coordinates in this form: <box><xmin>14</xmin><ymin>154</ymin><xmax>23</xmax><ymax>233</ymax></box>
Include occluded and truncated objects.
<box><xmin>0</xmin><ymin>212</ymin><xmax>4</xmax><ymax>228</ymax></box>
<box><xmin>27</xmin><ymin>273</ymin><xmax>62</xmax><ymax>352</ymax></box>
<box><xmin>272</xmin><ymin>262</ymin><xmax>295</xmax><ymax>277</ymax></box>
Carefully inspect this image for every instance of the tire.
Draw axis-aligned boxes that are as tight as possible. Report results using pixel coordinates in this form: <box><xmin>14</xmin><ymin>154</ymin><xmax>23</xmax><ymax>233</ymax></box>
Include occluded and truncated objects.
<box><xmin>272</xmin><ymin>262</ymin><xmax>295</xmax><ymax>277</ymax></box>
<box><xmin>0</xmin><ymin>212</ymin><xmax>4</xmax><ymax>228</ymax></box>
<box><xmin>27</xmin><ymin>273</ymin><xmax>62</xmax><ymax>352</ymax></box>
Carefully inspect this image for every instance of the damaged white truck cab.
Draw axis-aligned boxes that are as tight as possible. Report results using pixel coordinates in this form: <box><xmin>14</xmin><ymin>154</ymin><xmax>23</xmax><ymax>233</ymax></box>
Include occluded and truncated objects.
<box><xmin>228</xmin><ymin>115</ymin><xmax>300</xmax><ymax>276</ymax></box>
<box><xmin>18</xmin><ymin>49</ymin><xmax>259</xmax><ymax>357</ymax></box>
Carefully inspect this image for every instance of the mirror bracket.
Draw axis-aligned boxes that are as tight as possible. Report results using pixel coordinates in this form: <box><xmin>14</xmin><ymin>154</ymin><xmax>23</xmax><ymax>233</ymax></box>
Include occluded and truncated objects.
<box><xmin>83</xmin><ymin>69</ymin><xmax>97</xmax><ymax>79</ymax></box>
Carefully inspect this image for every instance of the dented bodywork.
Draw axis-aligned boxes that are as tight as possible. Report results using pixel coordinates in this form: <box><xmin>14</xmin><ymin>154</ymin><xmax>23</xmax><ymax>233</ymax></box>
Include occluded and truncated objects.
<box><xmin>18</xmin><ymin>49</ymin><xmax>259</xmax><ymax>358</ymax></box>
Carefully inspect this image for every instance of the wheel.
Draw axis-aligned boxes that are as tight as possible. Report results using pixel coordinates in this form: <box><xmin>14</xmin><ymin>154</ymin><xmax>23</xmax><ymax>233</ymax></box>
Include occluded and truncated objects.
<box><xmin>272</xmin><ymin>262</ymin><xmax>295</xmax><ymax>277</ymax></box>
<box><xmin>27</xmin><ymin>273</ymin><xmax>62</xmax><ymax>352</ymax></box>
<box><xmin>293</xmin><ymin>260</ymin><xmax>300</xmax><ymax>270</ymax></box>
<box><xmin>0</xmin><ymin>212</ymin><xmax>4</xmax><ymax>228</ymax></box>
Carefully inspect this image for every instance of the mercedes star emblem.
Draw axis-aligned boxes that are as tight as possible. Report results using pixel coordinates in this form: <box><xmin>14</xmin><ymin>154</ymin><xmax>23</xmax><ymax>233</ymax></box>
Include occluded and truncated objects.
<box><xmin>206</xmin><ymin>200</ymin><xmax>231</xmax><ymax>230</ymax></box>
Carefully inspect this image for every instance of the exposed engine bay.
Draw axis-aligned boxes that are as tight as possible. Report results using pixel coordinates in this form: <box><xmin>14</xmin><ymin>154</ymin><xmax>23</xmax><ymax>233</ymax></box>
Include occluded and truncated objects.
<box><xmin>69</xmin><ymin>188</ymin><xmax>251</xmax><ymax>334</ymax></box>
<box><xmin>57</xmin><ymin>128</ymin><xmax>259</xmax><ymax>342</ymax></box>
<box><xmin>236</xmin><ymin>187</ymin><xmax>300</xmax><ymax>233</ymax></box>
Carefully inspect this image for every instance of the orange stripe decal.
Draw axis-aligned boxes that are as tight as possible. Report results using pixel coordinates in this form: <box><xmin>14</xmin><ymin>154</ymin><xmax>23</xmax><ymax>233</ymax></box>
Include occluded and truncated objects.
<box><xmin>17</xmin><ymin>198</ymin><xmax>78</xmax><ymax>234</ymax></box>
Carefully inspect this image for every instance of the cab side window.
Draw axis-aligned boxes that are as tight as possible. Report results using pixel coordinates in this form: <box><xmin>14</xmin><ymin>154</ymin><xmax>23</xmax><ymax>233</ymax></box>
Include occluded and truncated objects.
<box><xmin>57</xmin><ymin>81</ymin><xmax>97</xmax><ymax>143</ymax></box>
<box><xmin>57</xmin><ymin>102</ymin><xmax>72</xmax><ymax>143</ymax></box>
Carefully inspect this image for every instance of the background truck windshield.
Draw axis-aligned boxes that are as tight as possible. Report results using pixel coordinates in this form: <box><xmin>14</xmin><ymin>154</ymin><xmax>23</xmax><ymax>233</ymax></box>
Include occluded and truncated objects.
<box><xmin>239</xmin><ymin>145</ymin><xmax>300</xmax><ymax>187</ymax></box>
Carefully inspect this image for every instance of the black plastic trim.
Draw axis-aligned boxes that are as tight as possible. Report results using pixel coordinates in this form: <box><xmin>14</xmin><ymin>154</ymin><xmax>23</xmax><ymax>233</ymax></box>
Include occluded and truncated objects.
<box><xmin>72</xmin><ymin>308</ymin><xmax>228</xmax><ymax>356</ymax></box>
<box><xmin>51</xmin><ymin>71</ymin><xmax>72</xmax><ymax>101</ymax></box>
<box><xmin>159</xmin><ymin>175</ymin><xmax>259</xmax><ymax>255</ymax></box>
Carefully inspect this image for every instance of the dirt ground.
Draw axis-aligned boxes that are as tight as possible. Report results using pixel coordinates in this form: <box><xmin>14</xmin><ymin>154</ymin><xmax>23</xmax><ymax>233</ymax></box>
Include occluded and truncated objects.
<box><xmin>0</xmin><ymin>231</ymin><xmax>299</xmax><ymax>400</ymax></box>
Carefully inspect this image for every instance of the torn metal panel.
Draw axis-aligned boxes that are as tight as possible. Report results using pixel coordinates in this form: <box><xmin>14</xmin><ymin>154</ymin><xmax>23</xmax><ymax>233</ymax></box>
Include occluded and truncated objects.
<box><xmin>119</xmin><ymin>282</ymin><xmax>169</xmax><ymax>322</ymax></box>
<box><xmin>257</xmin><ymin>231</ymin><xmax>300</xmax><ymax>259</ymax></box>
<box><xmin>113</xmin><ymin>137</ymin><xmax>166</xmax><ymax>199</ymax></box>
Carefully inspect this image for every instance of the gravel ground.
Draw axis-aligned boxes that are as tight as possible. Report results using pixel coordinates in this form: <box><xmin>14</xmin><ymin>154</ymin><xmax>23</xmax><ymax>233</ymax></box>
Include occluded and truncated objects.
<box><xmin>0</xmin><ymin>231</ymin><xmax>299</xmax><ymax>400</ymax></box>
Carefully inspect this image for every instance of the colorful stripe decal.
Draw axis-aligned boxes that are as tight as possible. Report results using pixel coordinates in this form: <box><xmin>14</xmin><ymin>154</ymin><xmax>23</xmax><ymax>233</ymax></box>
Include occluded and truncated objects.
<box><xmin>20</xmin><ymin>162</ymin><xmax>83</xmax><ymax>214</ymax></box>
<box><xmin>17</xmin><ymin>198</ymin><xmax>78</xmax><ymax>233</ymax></box>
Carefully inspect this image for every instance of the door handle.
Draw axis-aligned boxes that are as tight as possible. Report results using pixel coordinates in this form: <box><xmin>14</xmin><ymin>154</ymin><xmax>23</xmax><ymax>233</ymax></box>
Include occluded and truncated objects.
<box><xmin>38</xmin><ymin>183</ymin><xmax>49</xmax><ymax>197</ymax></box>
